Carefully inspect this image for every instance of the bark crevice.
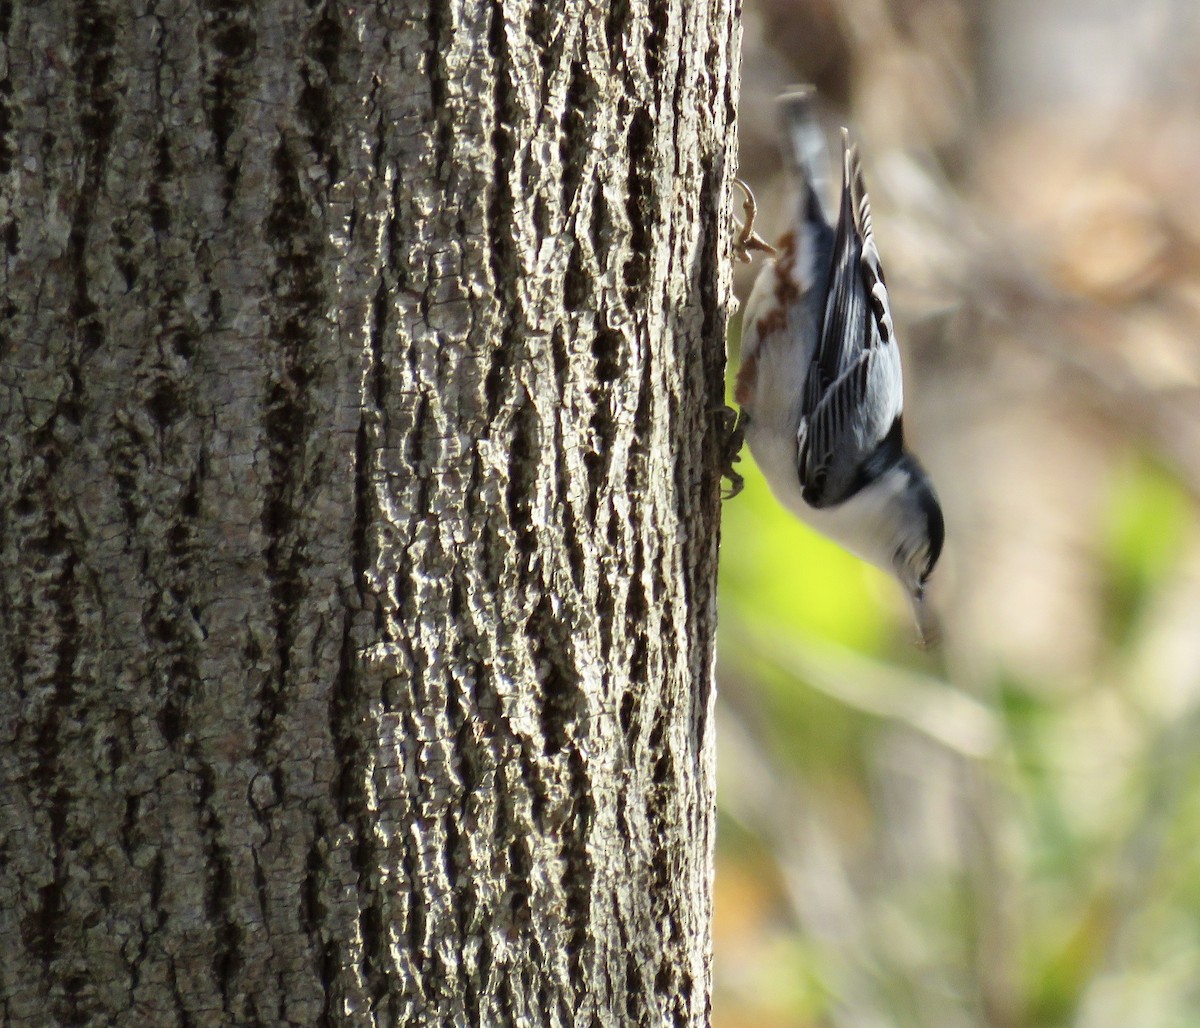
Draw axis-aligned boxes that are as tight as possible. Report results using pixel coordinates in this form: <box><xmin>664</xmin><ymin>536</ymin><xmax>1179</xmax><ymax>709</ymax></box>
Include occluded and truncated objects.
<box><xmin>0</xmin><ymin>1</ymin><xmax>736</xmax><ymax>1022</ymax></box>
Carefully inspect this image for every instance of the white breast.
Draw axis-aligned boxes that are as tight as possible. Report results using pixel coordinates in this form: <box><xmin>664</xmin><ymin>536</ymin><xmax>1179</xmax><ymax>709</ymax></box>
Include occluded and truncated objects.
<box><xmin>744</xmin><ymin>420</ymin><xmax>908</xmax><ymax>576</ymax></box>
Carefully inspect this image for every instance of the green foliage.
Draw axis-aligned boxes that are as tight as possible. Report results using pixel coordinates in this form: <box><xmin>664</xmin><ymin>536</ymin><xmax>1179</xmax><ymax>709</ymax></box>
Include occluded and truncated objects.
<box><xmin>1100</xmin><ymin>457</ymin><xmax>1191</xmax><ymax>647</ymax></box>
<box><xmin>714</xmin><ymin>448</ymin><xmax>1200</xmax><ymax>1027</ymax></box>
<box><xmin>720</xmin><ymin>452</ymin><xmax>895</xmax><ymax>653</ymax></box>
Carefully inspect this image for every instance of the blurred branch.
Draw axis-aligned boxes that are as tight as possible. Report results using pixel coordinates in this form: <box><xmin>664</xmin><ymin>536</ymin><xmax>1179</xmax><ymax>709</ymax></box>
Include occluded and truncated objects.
<box><xmin>733</xmin><ymin>627</ymin><xmax>1001</xmax><ymax>759</ymax></box>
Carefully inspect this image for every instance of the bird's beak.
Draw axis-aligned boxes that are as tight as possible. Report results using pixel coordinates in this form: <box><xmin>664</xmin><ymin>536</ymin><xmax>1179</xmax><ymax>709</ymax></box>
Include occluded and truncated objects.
<box><xmin>911</xmin><ymin>588</ymin><xmax>940</xmax><ymax>649</ymax></box>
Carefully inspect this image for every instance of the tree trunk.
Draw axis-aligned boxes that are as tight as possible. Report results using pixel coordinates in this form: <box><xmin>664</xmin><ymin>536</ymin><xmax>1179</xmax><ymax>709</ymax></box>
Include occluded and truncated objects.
<box><xmin>0</xmin><ymin>1</ymin><xmax>736</xmax><ymax>1025</ymax></box>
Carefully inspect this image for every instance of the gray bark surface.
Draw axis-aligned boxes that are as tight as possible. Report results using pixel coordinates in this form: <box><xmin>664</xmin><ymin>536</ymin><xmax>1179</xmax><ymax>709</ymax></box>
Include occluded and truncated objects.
<box><xmin>0</xmin><ymin>1</ymin><xmax>737</xmax><ymax>1025</ymax></box>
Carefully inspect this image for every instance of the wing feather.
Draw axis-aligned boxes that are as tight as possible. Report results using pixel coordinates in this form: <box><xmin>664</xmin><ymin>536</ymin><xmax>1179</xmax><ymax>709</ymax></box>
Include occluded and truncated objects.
<box><xmin>797</xmin><ymin>136</ymin><xmax>905</xmax><ymax>508</ymax></box>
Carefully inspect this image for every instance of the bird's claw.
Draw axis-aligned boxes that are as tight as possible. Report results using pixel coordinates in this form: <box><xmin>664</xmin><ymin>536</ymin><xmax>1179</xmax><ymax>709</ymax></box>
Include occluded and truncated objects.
<box><xmin>732</xmin><ymin>178</ymin><xmax>778</xmax><ymax>264</ymax></box>
<box><xmin>716</xmin><ymin>404</ymin><xmax>747</xmax><ymax>499</ymax></box>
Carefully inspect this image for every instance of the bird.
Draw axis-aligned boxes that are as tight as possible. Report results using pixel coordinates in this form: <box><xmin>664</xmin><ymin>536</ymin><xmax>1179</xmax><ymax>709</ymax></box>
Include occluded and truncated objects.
<box><xmin>730</xmin><ymin>87</ymin><xmax>945</xmax><ymax>644</ymax></box>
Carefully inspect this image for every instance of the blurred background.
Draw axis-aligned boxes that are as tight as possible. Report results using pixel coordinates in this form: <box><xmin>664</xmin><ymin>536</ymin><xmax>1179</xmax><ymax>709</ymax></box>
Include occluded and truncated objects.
<box><xmin>716</xmin><ymin>0</ymin><xmax>1200</xmax><ymax>1024</ymax></box>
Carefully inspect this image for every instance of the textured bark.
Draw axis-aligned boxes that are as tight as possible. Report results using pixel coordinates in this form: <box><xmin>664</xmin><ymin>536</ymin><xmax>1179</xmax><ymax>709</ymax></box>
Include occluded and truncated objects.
<box><xmin>0</xmin><ymin>1</ymin><xmax>737</xmax><ymax>1025</ymax></box>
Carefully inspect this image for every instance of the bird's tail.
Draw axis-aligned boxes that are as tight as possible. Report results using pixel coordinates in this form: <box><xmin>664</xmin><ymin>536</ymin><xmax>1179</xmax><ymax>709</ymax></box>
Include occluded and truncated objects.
<box><xmin>777</xmin><ymin>87</ymin><xmax>832</xmax><ymax>224</ymax></box>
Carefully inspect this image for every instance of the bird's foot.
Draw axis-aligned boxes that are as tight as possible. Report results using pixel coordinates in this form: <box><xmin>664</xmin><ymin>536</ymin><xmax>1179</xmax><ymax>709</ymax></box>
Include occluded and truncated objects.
<box><xmin>716</xmin><ymin>405</ymin><xmax>747</xmax><ymax>499</ymax></box>
<box><xmin>731</xmin><ymin>178</ymin><xmax>777</xmax><ymax>264</ymax></box>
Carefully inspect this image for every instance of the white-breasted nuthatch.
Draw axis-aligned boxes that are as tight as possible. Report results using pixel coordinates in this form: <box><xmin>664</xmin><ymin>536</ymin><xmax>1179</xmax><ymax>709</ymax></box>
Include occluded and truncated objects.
<box><xmin>730</xmin><ymin>87</ymin><xmax>944</xmax><ymax>643</ymax></box>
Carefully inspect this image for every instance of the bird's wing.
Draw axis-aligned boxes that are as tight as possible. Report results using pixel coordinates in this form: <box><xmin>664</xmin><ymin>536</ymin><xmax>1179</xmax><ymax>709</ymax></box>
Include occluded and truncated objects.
<box><xmin>797</xmin><ymin>135</ymin><xmax>905</xmax><ymax>508</ymax></box>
